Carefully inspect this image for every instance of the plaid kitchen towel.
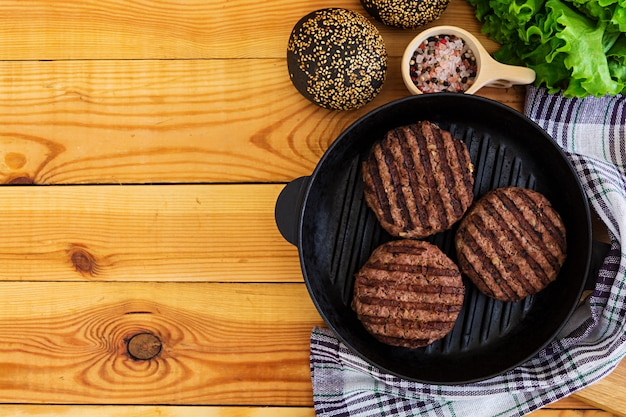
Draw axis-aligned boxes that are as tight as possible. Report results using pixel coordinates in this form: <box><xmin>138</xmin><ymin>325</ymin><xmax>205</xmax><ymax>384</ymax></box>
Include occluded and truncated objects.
<box><xmin>310</xmin><ymin>85</ymin><xmax>626</xmax><ymax>417</ymax></box>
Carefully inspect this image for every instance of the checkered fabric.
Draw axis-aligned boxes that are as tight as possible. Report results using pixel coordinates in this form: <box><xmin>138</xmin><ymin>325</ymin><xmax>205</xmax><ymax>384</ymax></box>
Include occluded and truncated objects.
<box><xmin>310</xmin><ymin>86</ymin><xmax>626</xmax><ymax>417</ymax></box>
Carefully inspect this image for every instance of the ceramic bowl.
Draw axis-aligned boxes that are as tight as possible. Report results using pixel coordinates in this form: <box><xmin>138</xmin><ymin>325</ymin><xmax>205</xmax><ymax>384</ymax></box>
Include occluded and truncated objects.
<box><xmin>402</xmin><ymin>25</ymin><xmax>536</xmax><ymax>95</ymax></box>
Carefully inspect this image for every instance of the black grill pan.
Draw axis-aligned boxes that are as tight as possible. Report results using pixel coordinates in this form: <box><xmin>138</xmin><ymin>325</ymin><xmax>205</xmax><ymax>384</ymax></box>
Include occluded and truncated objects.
<box><xmin>275</xmin><ymin>94</ymin><xmax>595</xmax><ymax>384</ymax></box>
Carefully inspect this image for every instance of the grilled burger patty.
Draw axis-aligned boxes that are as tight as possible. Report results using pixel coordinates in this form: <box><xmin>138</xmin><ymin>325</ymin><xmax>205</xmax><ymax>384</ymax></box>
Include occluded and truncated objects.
<box><xmin>362</xmin><ymin>121</ymin><xmax>474</xmax><ymax>239</ymax></box>
<box><xmin>455</xmin><ymin>187</ymin><xmax>567</xmax><ymax>302</ymax></box>
<box><xmin>352</xmin><ymin>239</ymin><xmax>465</xmax><ymax>348</ymax></box>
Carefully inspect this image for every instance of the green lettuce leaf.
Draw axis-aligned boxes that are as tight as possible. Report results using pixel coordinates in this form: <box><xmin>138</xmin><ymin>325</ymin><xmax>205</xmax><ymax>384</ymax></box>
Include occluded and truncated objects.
<box><xmin>608</xmin><ymin>34</ymin><xmax>626</xmax><ymax>92</ymax></box>
<box><xmin>466</xmin><ymin>0</ymin><xmax>626</xmax><ymax>96</ymax></box>
<box><xmin>549</xmin><ymin>0</ymin><xmax>623</xmax><ymax>96</ymax></box>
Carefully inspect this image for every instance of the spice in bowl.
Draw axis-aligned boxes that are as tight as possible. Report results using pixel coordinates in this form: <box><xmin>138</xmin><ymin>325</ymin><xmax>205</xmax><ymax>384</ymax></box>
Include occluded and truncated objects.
<box><xmin>408</xmin><ymin>34</ymin><xmax>477</xmax><ymax>93</ymax></box>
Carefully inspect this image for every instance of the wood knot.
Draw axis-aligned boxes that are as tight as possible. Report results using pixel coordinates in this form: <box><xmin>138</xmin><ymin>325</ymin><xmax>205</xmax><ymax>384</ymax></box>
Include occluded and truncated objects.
<box><xmin>127</xmin><ymin>333</ymin><xmax>162</xmax><ymax>361</ymax></box>
<box><xmin>68</xmin><ymin>244</ymin><xmax>99</xmax><ymax>276</ymax></box>
<box><xmin>4</xmin><ymin>152</ymin><xmax>27</xmax><ymax>170</ymax></box>
<box><xmin>5</xmin><ymin>175</ymin><xmax>34</xmax><ymax>185</ymax></box>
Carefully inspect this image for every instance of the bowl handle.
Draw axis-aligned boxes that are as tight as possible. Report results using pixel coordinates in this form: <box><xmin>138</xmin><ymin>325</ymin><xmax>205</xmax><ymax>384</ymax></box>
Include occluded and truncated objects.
<box><xmin>274</xmin><ymin>176</ymin><xmax>310</xmax><ymax>246</ymax></box>
<box><xmin>482</xmin><ymin>61</ymin><xmax>536</xmax><ymax>89</ymax></box>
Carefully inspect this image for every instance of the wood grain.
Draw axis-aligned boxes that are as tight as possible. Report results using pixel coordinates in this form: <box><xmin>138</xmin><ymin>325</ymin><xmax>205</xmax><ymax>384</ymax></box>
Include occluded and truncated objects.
<box><xmin>574</xmin><ymin>364</ymin><xmax>626</xmax><ymax>417</ymax></box>
<box><xmin>0</xmin><ymin>407</ymin><xmax>316</xmax><ymax>417</ymax></box>
<box><xmin>0</xmin><ymin>0</ymin><xmax>497</xmax><ymax>60</ymax></box>
<box><xmin>0</xmin><ymin>59</ymin><xmax>330</xmax><ymax>184</ymax></box>
<box><xmin>0</xmin><ymin>184</ymin><xmax>301</xmax><ymax>282</ymax></box>
<box><xmin>0</xmin><ymin>405</ymin><xmax>616</xmax><ymax>417</ymax></box>
<box><xmin>0</xmin><ymin>58</ymin><xmax>525</xmax><ymax>185</ymax></box>
<box><xmin>530</xmin><ymin>411</ymin><xmax>617</xmax><ymax>417</ymax></box>
<box><xmin>0</xmin><ymin>281</ymin><xmax>323</xmax><ymax>405</ymax></box>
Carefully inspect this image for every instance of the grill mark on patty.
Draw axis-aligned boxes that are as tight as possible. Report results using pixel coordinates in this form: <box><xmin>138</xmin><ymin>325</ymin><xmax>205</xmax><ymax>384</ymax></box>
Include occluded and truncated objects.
<box><xmin>359</xmin><ymin>275</ymin><xmax>465</xmax><ymax>292</ymax></box>
<box><xmin>426</xmin><ymin>122</ymin><xmax>464</xmax><ymax>221</ymax></box>
<box><xmin>364</xmin><ymin>151</ymin><xmax>394</xmax><ymax>225</ymax></box>
<box><xmin>494</xmin><ymin>192</ymin><xmax>561</xmax><ymax>284</ymax></box>
<box><xmin>385</xmin><ymin>239</ymin><xmax>427</xmax><ymax>254</ymax></box>
<box><xmin>395</xmin><ymin>128</ymin><xmax>430</xmax><ymax>230</ymax></box>
<box><xmin>456</xmin><ymin>226</ymin><xmax>518</xmax><ymax>300</ymax></box>
<box><xmin>381</xmin><ymin>134</ymin><xmax>413</xmax><ymax>230</ymax></box>
<box><xmin>378</xmin><ymin>143</ymin><xmax>408</xmax><ymax>229</ymax></box>
<box><xmin>472</xmin><ymin>208</ymin><xmax>540</xmax><ymax>296</ymax></box>
<box><xmin>363</xmin><ymin>317</ymin><xmax>456</xmax><ymax>347</ymax></box>
<box><xmin>355</xmin><ymin>277</ymin><xmax>465</xmax><ymax>302</ymax></box>
<box><xmin>452</xmin><ymin>136</ymin><xmax>475</xmax><ymax>210</ymax></box>
<box><xmin>509</xmin><ymin>188</ymin><xmax>567</xmax><ymax>262</ymax></box>
<box><xmin>355</xmin><ymin>303</ymin><xmax>462</xmax><ymax>334</ymax></box>
<box><xmin>364</xmin><ymin>260</ymin><xmax>463</xmax><ymax>277</ymax></box>
<box><xmin>404</xmin><ymin>127</ymin><xmax>440</xmax><ymax>234</ymax></box>
<box><xmin>408</xmin><ymin>124</ymin><xmax>447</xmax><ymax>231</ymax></box>
<box><xmin>356</xmin><ymin>285</ymin><xmax>465</xmax><ymax>302</ymax></box>
<box><xmin>382</xmin><ymin>130</ymin><xmax>414</xmax><ymax>232</ymax></box>
<box><xmin>362</xmin><ymin>317</ymin><xmax>458</xmax><ymax>332</ymax></box>
<box><xmin>364</xmin><ymin>315</ymin><xmax>455</xmax><ymax>328</ymax></box>
<box><xmin>356</xmin><ymin>298</ymin><xmax>463</xmax><ymax>317</ymax></box>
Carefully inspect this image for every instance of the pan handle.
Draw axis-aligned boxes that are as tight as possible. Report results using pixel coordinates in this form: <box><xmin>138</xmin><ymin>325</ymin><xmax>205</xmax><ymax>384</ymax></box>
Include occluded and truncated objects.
<box><xmin>274</xmin><ymin>176</ymin><xmax>310</xmax><ymax>246</ymax></box>
<box><xmin>585</xmin><ymin>240</ymin><xmax>613</xmax><ymax>291</ymax></box>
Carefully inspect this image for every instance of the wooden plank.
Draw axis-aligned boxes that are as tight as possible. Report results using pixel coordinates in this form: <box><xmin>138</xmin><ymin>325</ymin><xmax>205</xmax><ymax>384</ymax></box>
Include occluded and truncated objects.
<box><xmin>0</xmin><ymin>58</ymin><xmax>525</xmax><ymax>185</ymax></box>
<box><xmin>0</xmin><ymin>407</ymin><xmax>316</xmax><ymax>417</ymax></box>
<box><xmin>0</xmin><ymin>281</ymin><xmax>324</xmax><ymax>405</ymax></box>
<box><xmin>0</xmin><ymin>58</ymin><xmax>329</xmax><ymax>184</ymax></box>
<box><xmin>0</xmin><ymin>184</ymin><xmax>302</xmax><ymax>282</ymax></box>
<box><xmin>0</xmin><ymin>405</ymin><xmax>615</xmax><ymax>417</ymax></box>
<box><xmin>574</xmin><ymin>364</ymin><xmax>626</xmax><ymax>417</ymax></box>
<box><xmin>0</xmin><ymin>0</ymin><xmax>496</xmax><ymax>60</ymax></box>
<box><xmin>530</xmin><ymin>410</ymin><xmax>617</xmax><ymax>417</ymax></box>
<box><xmin>546</xmin><ymin>397</ymin><xmax>602</xmax><ymax>410</ymax></box>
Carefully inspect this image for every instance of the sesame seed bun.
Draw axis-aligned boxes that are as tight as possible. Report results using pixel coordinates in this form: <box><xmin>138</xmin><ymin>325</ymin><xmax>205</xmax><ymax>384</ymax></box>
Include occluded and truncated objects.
<box><xmin>287</xmin><ymin>8</ymin><xmax>387</xmax><ymax>110</ymax></box>
<box><xmin>361</xmin><ymin>0</ymin><xmax>450</xmax><ymax>29</ymax></box>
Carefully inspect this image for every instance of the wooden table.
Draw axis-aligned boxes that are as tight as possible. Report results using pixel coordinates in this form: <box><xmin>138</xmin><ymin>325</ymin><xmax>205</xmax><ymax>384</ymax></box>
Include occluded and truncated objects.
<box><xmin>0</xmin><ymin>0</ymin><xmax>624</xmax><ymax>416</ymax></box>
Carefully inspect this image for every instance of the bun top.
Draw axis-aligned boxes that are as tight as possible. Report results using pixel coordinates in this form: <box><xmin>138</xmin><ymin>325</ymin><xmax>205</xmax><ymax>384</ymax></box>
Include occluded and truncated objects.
<box><xmin>287</xmin><ymin>8</ymin><xmax>387</xmax><ymax>111</ymax></box>
<box><xmin>361</xmin><ymin>0</ymin><xmax>450</xmax><ymax>29</ymax></box>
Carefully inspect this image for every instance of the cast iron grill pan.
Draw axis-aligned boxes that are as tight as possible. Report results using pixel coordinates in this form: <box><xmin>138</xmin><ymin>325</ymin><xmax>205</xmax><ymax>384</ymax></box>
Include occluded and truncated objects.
<box><xmin>276</xmin><ymin>94</ymin><xmax>592</xmax><ymax>384</ymax></box>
